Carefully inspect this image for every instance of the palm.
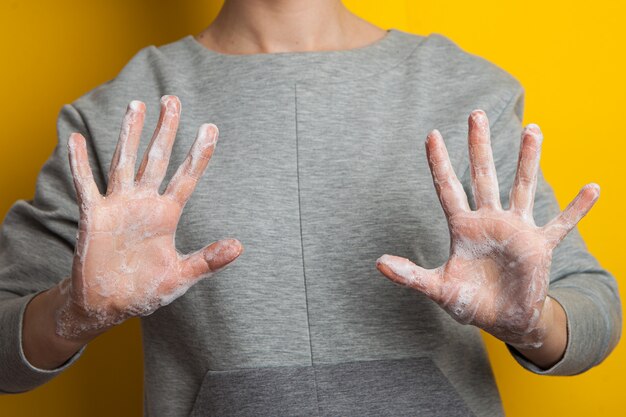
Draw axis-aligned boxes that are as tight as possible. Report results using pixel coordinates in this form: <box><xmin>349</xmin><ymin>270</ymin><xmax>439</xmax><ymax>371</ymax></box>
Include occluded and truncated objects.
<box><xmin>60</xmin><ymin>96</ymin><xmax>242</xmax><ymax>338</ymax></box>
<box><xmin>377</xmin><ymin>110</ymin><xmax>599</xmax><ymax>349</ymax></box>
<box><xmin>443</xmin><ymin>212</ymin><xmax>551</xmax><ymax>340</ymax></box>
<box><xmin>77</xmin><ymin>193</ymin><xmax>182</xmax><ymax>316</ymax></box>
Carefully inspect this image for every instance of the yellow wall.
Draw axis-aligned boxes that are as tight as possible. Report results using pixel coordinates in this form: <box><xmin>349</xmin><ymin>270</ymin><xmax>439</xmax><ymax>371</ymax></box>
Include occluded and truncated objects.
<box><xmin>0</xmin><ymin>1</ymin><xmax>624</xmax><ymax>415</ymax></box>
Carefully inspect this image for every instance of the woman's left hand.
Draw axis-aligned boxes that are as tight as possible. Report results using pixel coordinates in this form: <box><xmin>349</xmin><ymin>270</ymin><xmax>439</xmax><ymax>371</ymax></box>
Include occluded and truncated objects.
<box><xmin>376</xmin><ymin>110</ymin><xmax>599</xmax><ymax>350</ymax></box>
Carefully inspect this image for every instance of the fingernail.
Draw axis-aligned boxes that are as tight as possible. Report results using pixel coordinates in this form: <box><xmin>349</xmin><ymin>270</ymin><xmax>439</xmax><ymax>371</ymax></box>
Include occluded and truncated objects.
<box><xmin>470</xmin><ymin>109</ymin><xmax>486</xmax><ymax>122</ymax></box>
<box><xmin>587</xmin><ymin>183</ymin><xmax>601</xmax><ymax>198</ymax></box>
<box><xmin>522</xmin><ymin>123</ymin><xmax>543</xmax><ymax>144</ymax></box>
<box><xmin>160</xmin><ymin>95</ymin><xmax>180</xmax><ymax>111</ymax></box>
<box><xmin>68</xmin><ymin>132</ymin><xmax>83</xmax><ymax>147</ymax></box>
<box><xmin>426</xmin><ymin>129</ymin><xmax>441</xmax><ymax>143</ymax></box>
<box><xmin>523</xmin><ymin>124</ymin><xmax>543</xmax><ymax>145</ymax></box>
<box><xmin>200</xmin><ymin>123</ymin><xmax>219</xmax><ymax>146</ymax></box>
<box><xmin>207</xmin><ymin>239</ymin><xmax>243</xmax><ymax>271</ymax></box>
<box><xmin>524</xmin><ymin>123</ymin><xmax>541</xmax><ymax>135</ymax></box>
<box><xmin>129</xmin><ymin>100</ymin><xmax>143</xmax><ymax>112</ymax></box>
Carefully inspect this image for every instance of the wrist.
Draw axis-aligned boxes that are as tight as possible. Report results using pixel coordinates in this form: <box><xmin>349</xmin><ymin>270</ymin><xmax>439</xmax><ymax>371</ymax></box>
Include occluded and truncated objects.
<box><xmin>513</xmin><ymin>296</ymin><xmax>568</xmax><ymax>369</ymax></box>
<box><xmin>53</xmin><ymin>277</ymin><xmax>115</xmax><ymax>341</ymax></box>
<box><xmin>22</xmin><ymin>282</ymin><xmax>94</xmax><ymax>370</ymax></box>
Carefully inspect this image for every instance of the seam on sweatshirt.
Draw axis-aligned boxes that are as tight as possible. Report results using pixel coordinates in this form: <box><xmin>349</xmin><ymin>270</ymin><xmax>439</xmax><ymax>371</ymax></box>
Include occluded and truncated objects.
<box><xmin>294</xmin><ymin>82</ymin><xmax>321</xmax><ymax>416</ymax></box>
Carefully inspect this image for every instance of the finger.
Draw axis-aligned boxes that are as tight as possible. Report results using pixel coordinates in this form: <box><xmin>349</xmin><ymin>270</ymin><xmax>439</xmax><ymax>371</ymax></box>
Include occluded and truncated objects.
<box><xmin>107</xmin><ymin>100</ymin><xmax>146</xmax><ymax>195</ymax></box>
<box><xmin>136</xmin><ymin>95</ymin><xmax>181</xmax><ymax>189</ymax></box>
<box><xmin>468</xmin><ymin>110</ymin><xmax>501</xmax><ymax>209</ymax></box>
<box><xmin>376</xmin><ymin>254</ymin><xmax>440</xmax><ymax>300</ymax></box>
<box><xmin>425</xmin><ymin>129</ymin><xmax>470</xmax><ymax>217</ymax></box>
<box><xmin>164</xmin><ymin>123</ymin><xmax>219</xmax><ymax>205</ymax></box>
<box><xmin>543</xmin><ymin>183</ymin><xmax>600</xmax><ymax>245</ymax></box>
<box><xmin>509</xmin><ymin>124</ymin><xmax>543</xmax><ymax>216</ymax></box>
<box><xmin>68</xmin><ymin>133</ymin><xmax>101</xmax><ymax>206</ymax></box>
<box><xmin>179</xmin><ymin>238</ymin><xmax>244</xmax><ymax>282</ymax></box>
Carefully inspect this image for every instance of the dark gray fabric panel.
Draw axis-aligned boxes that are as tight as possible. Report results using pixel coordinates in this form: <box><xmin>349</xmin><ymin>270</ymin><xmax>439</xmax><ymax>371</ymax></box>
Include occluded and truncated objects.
<box><xmin>315</xmin><ymin>357</ymin><xmax>475</xmax><ymax>417</ymax></box>
<box><xmin>189</xmin><ymin>365</ymin><xmax>318</xmax><ymax>417</ymax></box>
<box><xmin>189</xmin><ymin>357</ymin><xmax>475</xmax><ymax>416</ymax></box>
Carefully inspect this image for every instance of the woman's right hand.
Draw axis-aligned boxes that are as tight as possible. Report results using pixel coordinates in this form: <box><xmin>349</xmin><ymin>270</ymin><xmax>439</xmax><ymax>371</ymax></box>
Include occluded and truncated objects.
<box><xmin>55</xmin><ymin>95</ymin><xmax>243</xmax><ymax>340</ymax></box>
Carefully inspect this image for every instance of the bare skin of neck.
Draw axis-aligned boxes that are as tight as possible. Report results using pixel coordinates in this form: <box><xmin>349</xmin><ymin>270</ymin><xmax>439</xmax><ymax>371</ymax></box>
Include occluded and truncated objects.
<box><xmin>195</xmin><ymin>0</ymin><xmax>387</xmax><ymax>55</ymax></box>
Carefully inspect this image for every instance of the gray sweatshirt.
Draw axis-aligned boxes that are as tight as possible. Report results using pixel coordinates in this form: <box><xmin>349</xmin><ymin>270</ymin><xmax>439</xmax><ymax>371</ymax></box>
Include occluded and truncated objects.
<box><xmin>0</xmin><ymin>28</ymin><xmax>621</xmax><ymax>417</ymax></box>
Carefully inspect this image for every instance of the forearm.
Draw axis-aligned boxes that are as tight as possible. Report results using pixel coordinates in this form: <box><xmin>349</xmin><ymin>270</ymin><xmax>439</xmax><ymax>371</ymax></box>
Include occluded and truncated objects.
<box><xmin>22</xmin><ymin>282</ymin><xmax>103</xmax><ymax>370</ymax></box>
<box><xmin>512</xmin><ymin>295</ymin><xmax>567</xmax><ymax>369</ymax></box>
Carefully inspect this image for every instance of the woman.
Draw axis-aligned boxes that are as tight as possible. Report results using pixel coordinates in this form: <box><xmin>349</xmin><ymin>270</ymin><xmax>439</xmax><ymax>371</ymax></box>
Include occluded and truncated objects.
<box><xmin>0</xmin><ymin>1</ymin><xmax>620</xmax><ymax>416</ymax></box>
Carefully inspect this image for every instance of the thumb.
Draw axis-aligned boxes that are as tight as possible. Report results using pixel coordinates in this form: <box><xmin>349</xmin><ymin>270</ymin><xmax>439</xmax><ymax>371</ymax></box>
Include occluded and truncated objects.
<box><xmin>180</xmin><ymin>238</ymin><xmax>244</xmax><ymax>281</ymax></box>
<box><xmin>376</xmin><ymin>254</ymin><xmax>439</xmax><ymax>299</ymax></box>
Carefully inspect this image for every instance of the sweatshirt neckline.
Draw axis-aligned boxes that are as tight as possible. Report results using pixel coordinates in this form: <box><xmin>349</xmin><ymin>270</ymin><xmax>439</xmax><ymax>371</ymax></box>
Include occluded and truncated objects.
<box><xmin>177</xmin><ymin>28</ymin><xmax>424</xmax><ymax>83</ymax></box>
<box><xmin>185</xmin><ymin>29</ymin><xmax>397</xmax><ymax>59</ymax></box>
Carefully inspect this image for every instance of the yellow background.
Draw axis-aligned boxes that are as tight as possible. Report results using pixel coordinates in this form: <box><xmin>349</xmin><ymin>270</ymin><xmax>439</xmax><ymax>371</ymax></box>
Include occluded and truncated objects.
<box><xmin>1</xmin><ymin>1</ymin><xmax>624</xmax><ymax>415</ymax></box>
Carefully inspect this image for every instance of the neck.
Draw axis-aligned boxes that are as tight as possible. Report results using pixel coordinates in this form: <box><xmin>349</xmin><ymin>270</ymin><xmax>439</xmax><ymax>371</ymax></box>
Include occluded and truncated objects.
<box><xmin>196</xmin><ymin>0</ymin><xmax>386</xmax><ymax>54</ymax></box>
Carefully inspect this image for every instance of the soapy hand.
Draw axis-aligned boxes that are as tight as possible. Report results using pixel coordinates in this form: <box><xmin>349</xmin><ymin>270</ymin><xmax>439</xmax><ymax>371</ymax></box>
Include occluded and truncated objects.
<box><xmin>376</xmin><ymin>110</ymin><xmax>599</xmax><ymax>349</ymax></box>
<box><xmin>55</xmin><ymin>95</ymin><xmax>243</xmax><ymax>340</ymax></box>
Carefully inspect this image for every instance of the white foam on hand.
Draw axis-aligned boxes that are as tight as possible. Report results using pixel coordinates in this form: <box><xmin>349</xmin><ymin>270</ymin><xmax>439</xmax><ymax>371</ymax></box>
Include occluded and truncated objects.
<box><xmin>55</xmin><ymin>95</ymin><xmax>243</xmax><ymax>340</ymax></box>
<box><xmin>376</xmin><ymin>110</ymin><xmax>600</xmax><ymax>349</ymax></box>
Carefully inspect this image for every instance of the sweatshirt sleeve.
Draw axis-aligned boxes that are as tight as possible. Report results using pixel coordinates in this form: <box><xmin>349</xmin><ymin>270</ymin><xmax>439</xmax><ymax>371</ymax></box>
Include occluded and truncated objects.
<box><xmin>477</xmin><ymin>83</ymin><xmax>622</xmax><ymax>375</ymax></box>
<box><xmin>0</xmin><ymin>103</ymin><xmax>99</xmax><ymax>393</ymax></box>
<box><xmin>0</xmin><ymin>42</ymin><xmax>174</xmax><ymax>393</ymax></box>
